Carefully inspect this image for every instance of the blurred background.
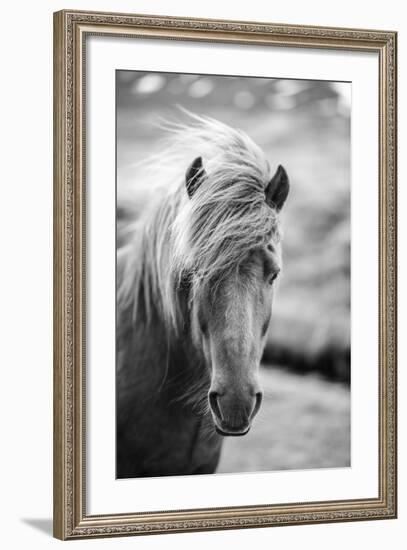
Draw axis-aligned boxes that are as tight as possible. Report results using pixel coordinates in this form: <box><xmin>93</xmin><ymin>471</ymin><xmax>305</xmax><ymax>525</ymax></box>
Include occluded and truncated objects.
<box><xmin>117</xmin><ymin>71</ymin><xmax>351</xmax><ymax>472</ymax></box>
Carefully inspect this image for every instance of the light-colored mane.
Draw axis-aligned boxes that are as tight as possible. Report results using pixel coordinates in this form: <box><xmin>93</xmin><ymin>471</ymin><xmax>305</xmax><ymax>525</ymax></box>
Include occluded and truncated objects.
<box><xmin>118</xmin><ymin>112</ymin><xmax>281</xmax><ymax>333</ymax></box>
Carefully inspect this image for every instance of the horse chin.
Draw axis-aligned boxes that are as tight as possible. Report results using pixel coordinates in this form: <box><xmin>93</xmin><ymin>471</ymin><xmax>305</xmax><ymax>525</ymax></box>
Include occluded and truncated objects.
<box><xmin>214</xmin><ymin>424</ymin><xmax>251</xmax><ymax>437</ymax></box>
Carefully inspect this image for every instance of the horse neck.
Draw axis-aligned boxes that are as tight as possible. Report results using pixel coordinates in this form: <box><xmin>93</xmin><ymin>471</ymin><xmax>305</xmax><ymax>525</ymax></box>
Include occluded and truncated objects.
<box><xmin>137</xmin><ymin>201</ymin><xmax>206</xmax><ymax>374</ymax></box>
<box><xmin>131</xmin><ymin>278</ymin><xmax>208</xmax><ymax>402</ymax></box>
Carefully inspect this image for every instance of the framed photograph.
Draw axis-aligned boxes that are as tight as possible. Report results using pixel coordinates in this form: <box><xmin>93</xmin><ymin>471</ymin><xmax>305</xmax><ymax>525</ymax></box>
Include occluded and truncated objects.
<box><xmin>53</xmin><ymin>9</ymin><xmax>397</xmax><ymax>540</ymax></box>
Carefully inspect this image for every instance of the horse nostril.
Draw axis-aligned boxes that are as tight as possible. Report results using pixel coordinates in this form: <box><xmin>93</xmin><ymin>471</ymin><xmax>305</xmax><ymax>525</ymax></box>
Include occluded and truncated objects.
<box><xmin>209</xmin><ymin>391</ymin><xmax>223</xmax><ymax>421</ymax></box>
<box><xmin>251</xmin><ymin>391</ymin><xmax>263</xmax><ymax>419</ymax></box>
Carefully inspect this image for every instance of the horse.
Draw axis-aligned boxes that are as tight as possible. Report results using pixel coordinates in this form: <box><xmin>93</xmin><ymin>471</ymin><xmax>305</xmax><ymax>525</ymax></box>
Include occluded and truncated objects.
<box><xmin>116</xmin><ymin>113</ymin><xmax>289</xmax><ymax>478</ymax></box>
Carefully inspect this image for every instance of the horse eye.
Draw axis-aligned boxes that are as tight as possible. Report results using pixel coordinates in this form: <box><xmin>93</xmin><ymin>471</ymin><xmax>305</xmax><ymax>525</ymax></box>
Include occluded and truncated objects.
<box><xmin>268</xmin><ymin>272</ymin><xmax>278</xmax><ymax>285</ymax></box>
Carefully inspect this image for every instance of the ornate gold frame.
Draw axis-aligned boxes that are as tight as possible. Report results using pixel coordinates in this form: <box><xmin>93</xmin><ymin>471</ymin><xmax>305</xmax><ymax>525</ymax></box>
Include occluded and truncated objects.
<box><xmin>53</xmin><ymin>9</ymin><xmax>397</xmax><ymax>540</ymax></box>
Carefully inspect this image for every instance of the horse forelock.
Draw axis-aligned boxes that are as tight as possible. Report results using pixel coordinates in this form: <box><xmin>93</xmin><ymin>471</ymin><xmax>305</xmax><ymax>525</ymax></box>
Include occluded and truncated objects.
<box><xmin>117</xmin><ymin>112</ymin><xmax>281</xmax><ymax>334</ymax></box>
<box><xmin>169</xmin><ymin>115</ymin><xmax>281</xmax><ymax>307</ymax></box>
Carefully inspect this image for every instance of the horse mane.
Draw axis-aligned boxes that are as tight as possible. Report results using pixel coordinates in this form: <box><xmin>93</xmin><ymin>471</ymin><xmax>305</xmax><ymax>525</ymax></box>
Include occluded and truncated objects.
<box><xmin>117</xmin><ymin>111</ymin><xmax>281</xmax><ymax>334</ymax></box>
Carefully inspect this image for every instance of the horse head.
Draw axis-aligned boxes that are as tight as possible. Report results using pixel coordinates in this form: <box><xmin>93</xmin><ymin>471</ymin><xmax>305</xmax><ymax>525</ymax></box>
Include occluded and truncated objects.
<box><xmin>180</xmin><ymin>155</ymin><xmax>289</xmax><ymax>436</ymax></box>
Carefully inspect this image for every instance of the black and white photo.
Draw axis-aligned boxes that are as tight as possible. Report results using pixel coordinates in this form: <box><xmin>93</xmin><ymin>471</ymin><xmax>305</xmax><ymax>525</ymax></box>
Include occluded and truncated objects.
<box><xmin>116</xmin><ymin>71</ymin><xmax>351</xmax><ymax>479</ymax></box>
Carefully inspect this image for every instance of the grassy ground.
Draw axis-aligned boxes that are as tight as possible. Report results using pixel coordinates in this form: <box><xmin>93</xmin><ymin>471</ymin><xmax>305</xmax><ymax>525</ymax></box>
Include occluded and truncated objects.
<box><xmin>217</xmin><ymin>365</ymin><xmax>350</xmax><ymax>473</ymax></box>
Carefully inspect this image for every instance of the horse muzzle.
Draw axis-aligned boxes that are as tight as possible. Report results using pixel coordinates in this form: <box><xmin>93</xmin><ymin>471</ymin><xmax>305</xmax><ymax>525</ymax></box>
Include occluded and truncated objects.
<box><xmin>208</xmin><ymin>389</ymin><xmax>263</xmax><ymax>437</ymax></box>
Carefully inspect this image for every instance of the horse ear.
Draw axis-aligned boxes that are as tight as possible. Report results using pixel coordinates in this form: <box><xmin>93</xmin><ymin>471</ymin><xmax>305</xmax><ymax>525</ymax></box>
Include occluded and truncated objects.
<box><xmin>185</xmin><ymin>156</ymin><xmax>205</xmax><ymax>198</ymax></box>
<box><xmin>265</xmin><ymin>165</ymin><xmax>289</xmax><ymax>211</ymax></box>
